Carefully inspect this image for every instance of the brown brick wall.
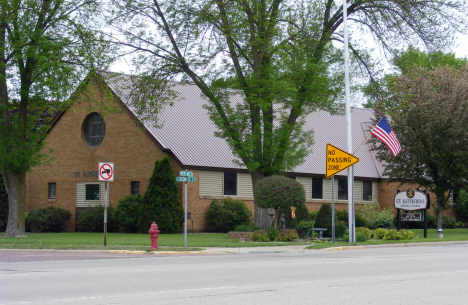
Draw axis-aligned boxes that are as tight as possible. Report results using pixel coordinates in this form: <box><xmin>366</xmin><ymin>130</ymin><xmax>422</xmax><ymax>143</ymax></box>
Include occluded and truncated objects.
<box><xmin>26</xmin><ymin>81</ymin><xmax>180</xmax><ymax>232</ymax></box>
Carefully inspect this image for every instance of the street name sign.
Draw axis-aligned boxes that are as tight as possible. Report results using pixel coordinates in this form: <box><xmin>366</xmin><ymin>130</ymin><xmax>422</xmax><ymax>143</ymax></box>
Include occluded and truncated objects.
<box><xmin>179</xmin><ymin>171</ymin><xmax>193</xmax><ymax>177</ymax></box>
<box><xmin>176</xmin><ymin>176</ymin><xmax>196</xmax><ymax>182</ymax></box>
<box><xmin>325</xmin><ymin>144</ymin><xmax>359</xmax><ymax>179</ymax></box>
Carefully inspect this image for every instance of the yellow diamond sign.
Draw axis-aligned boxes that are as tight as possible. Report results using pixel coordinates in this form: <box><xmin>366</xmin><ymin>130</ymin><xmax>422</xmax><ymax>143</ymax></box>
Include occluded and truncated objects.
<box><xmin>325</xmin><ymin>143</ymin><xmax>359</xmax><ymax>179</ymax></box>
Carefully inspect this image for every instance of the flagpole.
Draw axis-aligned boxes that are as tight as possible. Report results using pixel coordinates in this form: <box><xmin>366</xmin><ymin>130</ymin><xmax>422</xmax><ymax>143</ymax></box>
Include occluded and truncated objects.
<box><xmin>343</xmin><ymin>0</ymin><xmax>355</xmax><ymax>243</ymax></box>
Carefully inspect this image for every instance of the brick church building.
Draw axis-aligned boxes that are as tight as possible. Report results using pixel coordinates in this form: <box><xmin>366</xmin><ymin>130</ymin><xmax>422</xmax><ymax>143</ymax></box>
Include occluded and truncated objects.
<box><xmin>25</xmin><ymin>73</ymin><xmax>442</xmax><ymax>232</ymax></box>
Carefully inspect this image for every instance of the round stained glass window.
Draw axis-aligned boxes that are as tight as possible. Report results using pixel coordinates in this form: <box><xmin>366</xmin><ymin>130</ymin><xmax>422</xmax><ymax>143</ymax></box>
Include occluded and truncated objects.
<box><xmin>83</xmin><ymin>113</ymin><xmax>106</xmax><ymax>147</ymax></box>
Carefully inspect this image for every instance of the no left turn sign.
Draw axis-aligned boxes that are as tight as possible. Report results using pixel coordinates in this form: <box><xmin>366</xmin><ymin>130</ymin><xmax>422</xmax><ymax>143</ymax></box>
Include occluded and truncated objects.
<box><xmin>99</xmin><ymin>162</ymin><xmax>114</xmax><ymax>181</ymax></box>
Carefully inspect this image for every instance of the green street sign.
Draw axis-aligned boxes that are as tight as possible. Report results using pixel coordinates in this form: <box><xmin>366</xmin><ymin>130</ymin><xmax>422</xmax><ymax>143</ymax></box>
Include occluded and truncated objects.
<box><xmin>179</xmin><ymin>171</ymin><xmax>193</xmax><ymax>177</ymax></box>
<box><xmin>176</xmin><ymin>176</ymin><xmax>196</xmax><ymax>182</ymax></box>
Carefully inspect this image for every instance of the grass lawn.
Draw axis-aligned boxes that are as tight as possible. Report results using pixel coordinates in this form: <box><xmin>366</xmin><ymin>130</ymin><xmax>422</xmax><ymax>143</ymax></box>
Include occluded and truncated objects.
<box><xmin>0</xmin><ymin>232</ymin><xmax>310</xmax><ymax>250</ymax></box>
<box><xmin>1</xmin><ymin>229</ymin><xmax>468</xmax><ymax>251</ymax></box>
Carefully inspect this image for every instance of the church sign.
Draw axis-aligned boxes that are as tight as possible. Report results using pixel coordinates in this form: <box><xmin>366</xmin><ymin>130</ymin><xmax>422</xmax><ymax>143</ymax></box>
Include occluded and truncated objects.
<box><xmin>394</xmin><ymin>188</ymin><xmax>429</xmax><ymax>211</ymax></box>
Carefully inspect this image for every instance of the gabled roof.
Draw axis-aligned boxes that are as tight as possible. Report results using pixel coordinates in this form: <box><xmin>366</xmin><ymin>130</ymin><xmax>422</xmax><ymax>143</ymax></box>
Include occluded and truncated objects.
<box><xmin>104</xmin><ymin>73</ymin><xmax>384</xmax><ymax>179</ymax></box>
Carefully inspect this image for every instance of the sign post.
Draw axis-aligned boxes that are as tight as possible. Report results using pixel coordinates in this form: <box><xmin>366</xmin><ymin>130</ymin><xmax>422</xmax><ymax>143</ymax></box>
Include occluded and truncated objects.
<box><xmin>325</xmin><ymin>144</ymin><xmax>359</xmax><ymax>242</ymax></box>
<box><xmin>176</xmin><ymin>170</ymin><xmax>196</xmax><ymax>248</ymax></box>
<box><xmin>99</xmin><ymin>161</ymin><xmax>114</xmax><ymax>246</ymax></box>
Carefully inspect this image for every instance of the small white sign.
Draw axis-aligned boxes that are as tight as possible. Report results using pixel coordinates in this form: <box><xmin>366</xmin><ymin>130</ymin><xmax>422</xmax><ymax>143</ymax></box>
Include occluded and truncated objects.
<box><xmin>394</xmin><ymin>188</ymin><xmax>428</xmax><ymax>211</ymax></box>
<box><xmin>99</xmin><ymin>162</ymin><xmax>114</xmax><ymax>182</ymax></box>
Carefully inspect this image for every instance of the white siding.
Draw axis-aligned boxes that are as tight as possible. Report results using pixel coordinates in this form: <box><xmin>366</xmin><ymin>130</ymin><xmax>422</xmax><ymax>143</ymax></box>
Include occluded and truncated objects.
<box><xmin>76</xmin><ymin>182</ymin><xmax>106</xmax><ymax>208</ymax></box>
<box><xmin>297</xmin><ymin>177</ymin><xmax>312</xmax><ymax>200</ymax></box>
<box><xmin>238</xmin><ymin>173</ymin><xmax>253</xmax><ymax>198</ymax></box>
<box><xmin>373</xmin><ymin>181</ymin><xmax>378</xmax><ymax>202</ymax></box>
<box><xmin>323</xmin><ymin>178</ymin><xmax>333</xmax><ymax>201</ymax></box>
<box><xmin>354</xmin><ymin>180</ymin><xmax>363</xmax><ymax>201</ymax></box>
<box><xmin>199</xmin><ymin>171</ymin><xmax>223</xmax><ymax>197</ymax></box>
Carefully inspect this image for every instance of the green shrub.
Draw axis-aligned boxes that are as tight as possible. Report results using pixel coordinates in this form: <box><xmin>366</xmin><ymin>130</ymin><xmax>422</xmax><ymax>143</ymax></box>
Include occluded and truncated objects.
<box><xmin>277</xmin><ymin>229</ymin><xmax>299</xmax><ymax>241</ymax></box>
<box><xmin>297</xmin><ymin>220</ymin><xmax>315</xmax><ymax>231</ymax></box>
<box><xmin>454</xmin><ymin>190</ymin><xmax>468</xmax><ymax>220</ymax></box>
<box><xmin>314</xmin><ymin>203</ymin><xmax>332</xmax><ymax>236</ymax></box>
<box><xmin>373</xmin><ymin>228</ymin><xmax>414</xmax><ymax>240</ymax></box>
<box><xmin>77</xmin><ymin>205</ymin><xmax>117</xmax><ymax>232</ymax></box>
<box><xmin>357</xmin><ymin>202</ymin><xmax>393</xmax><ymax>229</ymax></box>
<box><xmin>295</xmin><ymin>203</ymin><xmax>310</xmax><ymax>222</ymax></box>
<box><xmin>309</xmin><ymin>211</ymin><xmax>319</xmax><ymax>222</ymax></box>
<box><xmin>26</xmin><ymin>206</ymin><xmax>71</xmax><ymax>233</ymax></box>
<box><xmin>355</xmin><ymin>213</ymin><xmax>368</xmax><ymax>228</ymax></box>
<box><xmin>334</xmin><ymin>220</ymin><xmax>347</xmax><ymax>238</ymax></box>
<box><xmin>278</xmin><ymin>205</ymin><xmax>297</xmax><ymax>229</ymax></box>
<box><xmin>251</xmin><ymin>230</ymin><xmax>269</xmax><ymax>242</ymax></box>
<box><xmin>0</xmin><ymin>177</ymin><xmax>8</xmax><ymax>232</ymax></box>
<box><xmin>234</xmin><ymin>224</ymin><xmax>250</xmax><ymax>232</ymax></box>
<box><xmin>442</xmin><ymin>214</ymin><xmax>457</xmax><ymax>228</ymax></box>
<box><xmin>456</xmin><ymin>221</ymin><xmax>465</xmax><ymax>228</ymax></box>
<box><xmin>136</xmin><ymin>157</ymin><xmax>184</xmax><ymax>234</ymax></box>
<box><xmin>356</xmin><ymin>227</ymin><xmax>371</xmax><ymax>240</ymax></box>
<box><xmin>254</xmin><ymin>175</ymin><xmax>305</xmax><ymax>228</ymax></box>
<box><xmin>374</xmin><ymin>228</ymin><xmax>387</xmax><ymax>239</ymax></box>
<box><xmin>113</xmin><ymin>194</ymin><xmax>142</xmax><ymax>233</ymax></box>
<box><xmin>356</xmin><ymin>233</ymin><xmax>367</xmax><ymax>242</ymax></box>
<box><xmin>335</xmin><ymin>209</ymin><xmax>348</xmax><ymax>222</ymax></box>
<box><xmin>268</xmin><ymin>226</ymin><xmax>279</xmax><ymax>241</ymax></box>
<box><xmin>207</xmin><ymin>198</ymin><xmax>252</xmax><ymax>232</ymax></box>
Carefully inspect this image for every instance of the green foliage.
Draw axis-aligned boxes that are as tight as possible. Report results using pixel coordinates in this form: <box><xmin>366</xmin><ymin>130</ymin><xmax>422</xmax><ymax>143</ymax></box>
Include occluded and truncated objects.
<box><xmin>454</xmin><ymin>190</ymin><xmax>468</xmax><ymax>220</ymax></box>
<box><xmin>314</xmin><ymin>203</ymin><xmax>332</xmax><ymax>236</ymax></box>
<box><xmin>26</xmin><ymin>206</ymin><xmax>71</xmax><ymax>233</ymax></box>
<box><xmin>77</xmin><ymin>206</ymin><xmax>117</xmax><ymax>233</ymax></box>
<box><xmin>278</xmin><ymin>205</ymin><xmax>297</xmax><ymax>229</ymax></box>
<box><xmin>295</xmin><ymin>203</ymin><xmax>310</xmax><ymax>222</ymax></box>
<box><xmin>393</xmin><ymin>212</ymin><xmax>456</xmax><ymax>229</ymax></box>
<box><xmin>334</xmin><ymin>220</ymin><xmax>347</xmax><ymax>238</ymax></box>
<box><xmin>136</xmin><ymin>157</ymin><xmax>184</xmax><ymax>234</ymax></box>
<box><xmin>357</xmin><ymin>202</ymin><xmax>393</xmax><ymax>229</ymax></box>
<box><xmin>251</xmin><ymin>230</ymin><xmax>269</xmax><ymax>242</ymax></box>
<box><xmin>0</xmin><ymin>0</ymin><xmax>114</xmax><ymax>237</ymax></box>
<box><xmin>356</xmin><ymin>227</ymin><xmax>372</xmax><ymax>240</ymax></box>
<box><xmin>374</xmin><ymin>228</ymin><xmax>414</xmax><ymax>240</ymax></box>
<box><xmin>309</xmin><ymin>211</ymin><xmax>319</xmax><ymax>222</ymax></box>
<box><xmin>0</xmin><ymin>177</ymin><xmax>8</xmax><ymax>231</ymax></box>
<box><xmin>373</xmin><ymin>63</ymin><xmax>468</xmax><ymax>229</ymax></box>
<box><xmin>335</xmin><ymin>209</ymin><xmax>347</xmax><ymax>222</ymax></box>
<box><xmin>374</xmin><ymin>228</ymin><xmax>388</xmax><ymax>239</ymax></box>
<box><xmin>113</xmin><ymin>194</ymin><xmax>142</xmax><ymax>233</ymax></box>
<box><xmin>267</xmin><ymin>226</ymin><xmax>279</xmax><ymax>241</ymax></box>
<box><xmin>356</xmin><ymin>233</ymin><xmax>367</xmax><ymax>242</ymax></box>
<box><xmin>207</xmin><ymin>198</ymin><xmax>252</xmax><ymax>232</ymax></box>
<box><xmin>297</xmin><ymin>220</ymin><xmax>315</xmax><ymax>231</ymax></box>
<box><xmin>254</xmin><ymin>175</ymin><xmax>306</xmax><ymax>210</ymax></box>
<box><xmin>277</xmin><ymin>229</ymin><xmax>299</xmax><ymax>242</ymax></box>
<box><xmin>234</xmin><ymin>224</ymin><xmax>261</xmax><ymax>232</ymax></box>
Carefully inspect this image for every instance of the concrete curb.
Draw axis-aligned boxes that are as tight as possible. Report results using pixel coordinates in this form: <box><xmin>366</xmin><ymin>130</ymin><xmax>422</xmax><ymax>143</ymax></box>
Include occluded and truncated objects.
<box><xmin>323</xmin><ymin>240</ymin><xmax>468</xmax><ymax>251</ymax></box>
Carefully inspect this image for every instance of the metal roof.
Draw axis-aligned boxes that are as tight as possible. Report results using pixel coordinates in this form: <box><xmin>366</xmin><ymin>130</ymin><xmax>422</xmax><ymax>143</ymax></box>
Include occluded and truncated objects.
<box><xmin>104</xmin><ymin>73</ymin><xmax>384</xmax><ymax>179</ymax></box>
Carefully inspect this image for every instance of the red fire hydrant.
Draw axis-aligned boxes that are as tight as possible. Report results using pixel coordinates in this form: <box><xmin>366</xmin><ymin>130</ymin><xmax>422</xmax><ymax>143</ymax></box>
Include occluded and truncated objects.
<box><xmin>148</xmin><ymin>222</ymin><xmax>160</xmax><ymax>251</ymax></box>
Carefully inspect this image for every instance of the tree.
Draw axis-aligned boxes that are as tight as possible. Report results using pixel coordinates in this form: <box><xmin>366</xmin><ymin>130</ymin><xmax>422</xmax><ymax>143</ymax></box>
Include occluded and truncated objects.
<box><xmin>136</xmin><ymin>156</ymin><xmax>184</xmax><ymax>234</ymax></box>
<box><xmin>0</xmin><ymin>0</ymin><xmax>112</xmax><ymax>237</ymax></box>
<box><xmin>108</xmin><ymin>0</ymin><xmax>467</xmax><ymax>227</ymax></box>
<box><xmin>372</xmin><ymin>63</ymin><xmax>468</xmax><ymax>230</ymax></box>
<box><xmin>0</xmin><ymin>176</ymin><xmax>7</xmax><ymax>231</ymax></box>
<box><xmin>254</xmin><ymin>175</ymin><xmax>305</xmax><ymax>229</ymax></box>
<box><xmin>363</xmin><ymin>47</ymin><xmax>468</xmax><ymax>107</ymax></box>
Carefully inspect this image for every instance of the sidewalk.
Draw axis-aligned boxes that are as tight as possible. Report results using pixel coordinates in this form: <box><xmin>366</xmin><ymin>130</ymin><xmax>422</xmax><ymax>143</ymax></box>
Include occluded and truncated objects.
<box><xmin>107</xmin><ymin>240</ymin><xmax>468</xmax><ymax>255</ymax></box>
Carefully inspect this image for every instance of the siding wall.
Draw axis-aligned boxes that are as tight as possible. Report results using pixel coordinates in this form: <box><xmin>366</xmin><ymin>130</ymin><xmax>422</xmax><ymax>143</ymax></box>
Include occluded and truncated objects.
<box><xmin>199</xmin><ymin>171</ymin><xmax>378</xmax><ymax>204</ymax></box>
<box><xmin>76</xmin><ymin>182</ymin><xmax>107</xmax><ymax>208</ymax></box>
<box><xmin>199</xmin><ymin>171</ymin><xmax>223</xmax><ymax>197</ymax></box>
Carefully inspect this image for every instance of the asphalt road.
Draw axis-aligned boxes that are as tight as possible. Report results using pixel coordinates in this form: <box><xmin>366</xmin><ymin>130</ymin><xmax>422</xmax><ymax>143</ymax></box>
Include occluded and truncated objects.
<box><xmin>2</xmin><ymin>244</ymin><xmax>468</xmax><ymax>305</ymax></box>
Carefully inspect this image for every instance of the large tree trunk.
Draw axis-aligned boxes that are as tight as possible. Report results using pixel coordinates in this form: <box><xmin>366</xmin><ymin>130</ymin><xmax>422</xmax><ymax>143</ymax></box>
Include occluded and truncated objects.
<box><xmin>251</xmin><ymin>169</ymin><xmax>270</xmax><ymax>230</ymax></box>
<box><xmin>2</xmin><ymin>171</ymin><xmax>27</xmax><ymax>237</ymax></box>
<box><xmin>435</xmin><ymin>193</ymin><xmax>445</xmax><ymax>232</ymax></box>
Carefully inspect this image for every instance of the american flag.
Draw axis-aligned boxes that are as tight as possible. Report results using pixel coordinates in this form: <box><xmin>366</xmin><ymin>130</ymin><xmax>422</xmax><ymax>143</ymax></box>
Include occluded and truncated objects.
<box><xmin>371</xmin><ymin>116</ymin><xmax>401</xmax><ymax>157</ymax></box>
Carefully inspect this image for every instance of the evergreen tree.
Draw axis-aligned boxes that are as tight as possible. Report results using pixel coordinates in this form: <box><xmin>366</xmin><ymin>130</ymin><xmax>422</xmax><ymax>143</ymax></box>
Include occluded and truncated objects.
<box><xmin>137</xmin><ymin>157</ymin><xmax>184</xmax><ymax>233</ymax></box>
<box><xmin>315</xmin><ymin>203</ymin><xmax>332</xmax><ymax>237</ymax></box>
